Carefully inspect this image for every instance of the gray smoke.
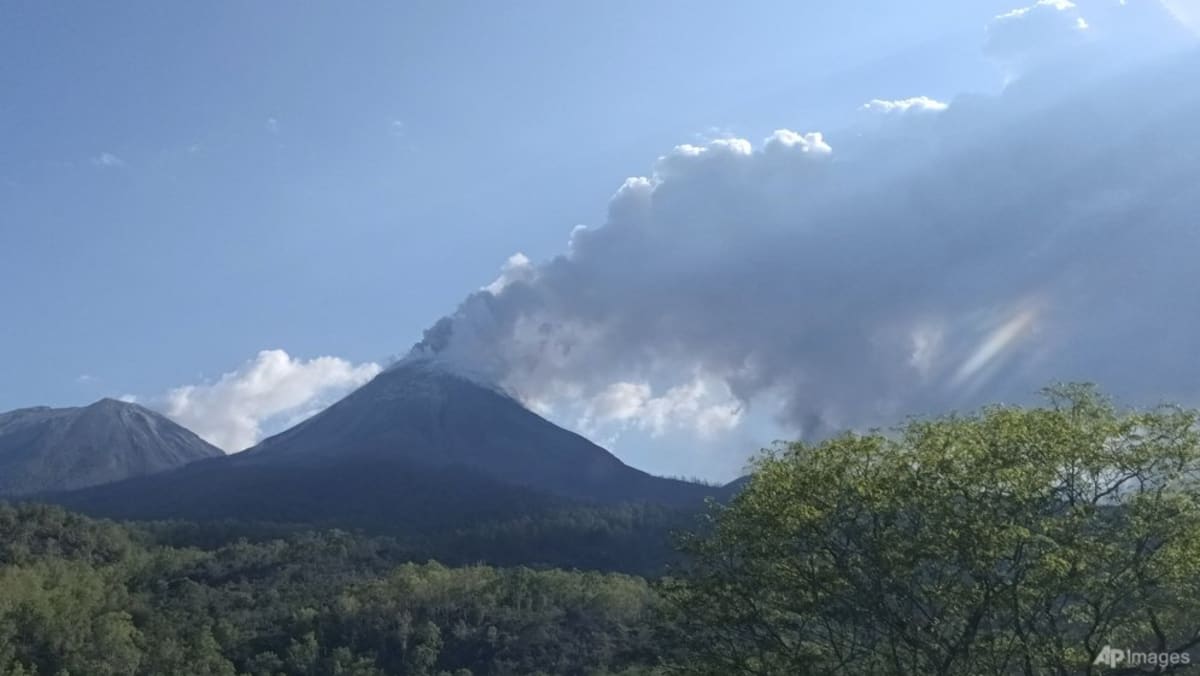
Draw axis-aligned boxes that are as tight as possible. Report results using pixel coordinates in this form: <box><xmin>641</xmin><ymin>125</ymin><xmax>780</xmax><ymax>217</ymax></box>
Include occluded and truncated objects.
<box><xmin>406</xmin><ymin>1</ymin><xmax>1200</xmax><ymax>447</ymax></box>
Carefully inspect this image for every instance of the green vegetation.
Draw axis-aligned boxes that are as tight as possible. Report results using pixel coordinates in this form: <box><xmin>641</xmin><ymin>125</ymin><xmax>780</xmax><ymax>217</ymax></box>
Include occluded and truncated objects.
<box><xmin>666</xmin><ymin>385</ymin><xmax>1200</xmax><ymax>674</ymax></box>
<box><xmin>0</xmin><ymin>504</ymin><xmax>664</xmax><ymax>675</ymax></box>
<box><xmin>4</xmin><ymin>386</ymin><xmax>1200</xmax><ymax>675</ymax></box>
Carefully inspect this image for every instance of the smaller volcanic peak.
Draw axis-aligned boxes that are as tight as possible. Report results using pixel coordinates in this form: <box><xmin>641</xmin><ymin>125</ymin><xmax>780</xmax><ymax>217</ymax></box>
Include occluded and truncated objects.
<box><xmin>245</xmin><ymin>359</ymin><xmax>713</xmax><ymax>505</ymax></box>
<box><xmin>0</xmin><ymin>398</ymin><xmax>223</xmax><ymax>496</ymax></box>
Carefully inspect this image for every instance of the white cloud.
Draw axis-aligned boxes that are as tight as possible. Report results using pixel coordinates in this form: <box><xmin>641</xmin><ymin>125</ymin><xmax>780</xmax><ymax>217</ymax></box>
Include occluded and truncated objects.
<box><xmin>90</xmin><ymin>153</ymin><xmax>125</xmax><ymax>168</ymax></box>
<box><xmin>764</xmin><ymin>129</ymin><xmax>833</xmax><ymax>154</ymax></box>
<box><xmin>161</xmin><ymin>349</ymin><xmax>380</xmax><ymax>452</ymax></box>
<box><xmin>861</xmin><ymin>96</ymin><xmax>949</xmax><ymax>114</ymax></box>
<box><xmin>995</xmin><ymin>0</ymin><xmax>1077</xmax><ymax>20</ymax></box>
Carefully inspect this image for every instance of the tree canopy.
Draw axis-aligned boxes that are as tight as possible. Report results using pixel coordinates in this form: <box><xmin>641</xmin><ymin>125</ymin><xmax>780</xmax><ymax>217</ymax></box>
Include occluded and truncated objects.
<box><xmin>0</xmin><ymin>503</ymin><xmax>665</xmax><ymax>676</ymax></box>
<box><xmin>665</xmin><ymin>385</ymin><xmax>1200</xmax><ymax>674</ymax></box>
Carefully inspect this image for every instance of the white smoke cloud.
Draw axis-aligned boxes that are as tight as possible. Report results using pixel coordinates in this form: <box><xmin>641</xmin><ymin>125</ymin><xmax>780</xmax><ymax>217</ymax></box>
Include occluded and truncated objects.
<box><xmin>400</xmin><ymin>2</ymin><xmax>1198</xmax><ymax>475</ymax></box>
<box><xmin>162</xmin><ymin>349</ymin><xmax>380</xmax><ymax>452</ymax></box>
<box><xmin>579</xmin><ymin>378</ymin><xmax>743</xmax><ymax>440</ymax></box>
<box><xmin>985</xmin><ymin>0</ymin><xmax>1092</xmax><ymax>79</ymax></box>
<box><xmin>984</xmin><ymin>0</ymin><xmax>1196</xmax><ymax>82</ymax></box>
<box><xmin>485</xmin><ymin>252</ymin><xmax>536</xmax><ymax>295</ymax></box>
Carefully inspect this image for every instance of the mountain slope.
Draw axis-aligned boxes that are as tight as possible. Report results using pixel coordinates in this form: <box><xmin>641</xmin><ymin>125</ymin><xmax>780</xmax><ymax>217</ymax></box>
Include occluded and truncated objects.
<box><xmin>45</xmin><ymin>365</ymin><xmax>722</xmax><ymax>572</ymax></box>
<box><xmin>0</xmin><ymin>398</ymin><xmax>223</xmax><ymax>496</ymax></box>
<box><xmin>53</xmin><ymin>453</ymin><xmax>569</xmax><ymax>533</ymax></box>
<box><xmin>243</xmin><ymin>360</ymin><xmax>714</xmax><ymax>505</ymax></box>
<box><xmin>50</xmin><ymin>454</ymin><xmax>698</xmax><ymax>573</ymax></box>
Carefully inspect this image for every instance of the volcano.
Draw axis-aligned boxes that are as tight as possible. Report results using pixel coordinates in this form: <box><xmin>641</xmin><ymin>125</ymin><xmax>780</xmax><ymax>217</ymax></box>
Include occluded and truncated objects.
<box><xmin>242</xmin><ymin>360</ymin><xmax>714</xmax><ymax>505</ymax></box>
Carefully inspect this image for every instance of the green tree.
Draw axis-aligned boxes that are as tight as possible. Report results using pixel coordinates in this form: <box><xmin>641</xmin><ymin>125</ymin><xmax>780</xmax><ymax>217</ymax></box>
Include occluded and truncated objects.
<box><xmin>0</xmin><ymin>561</ymin><xmax>141</xmax><ymax>676</ymax></box>
<box><xmin>665</xmin><ymin>385</ymin><xmax>1200</xmax><ymax>675</ymax></box>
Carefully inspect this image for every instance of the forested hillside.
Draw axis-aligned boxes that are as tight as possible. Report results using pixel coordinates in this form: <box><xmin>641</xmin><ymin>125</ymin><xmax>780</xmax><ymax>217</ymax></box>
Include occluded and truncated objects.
<box><xmin>51</xmin><ymin>458</ymin><xmax>701</xmax><ymax>576</ymax></box>
<box><xmin>0</xmin><ymin>503</ymin><xmax>668</xmax><ymax>676</ymax></box>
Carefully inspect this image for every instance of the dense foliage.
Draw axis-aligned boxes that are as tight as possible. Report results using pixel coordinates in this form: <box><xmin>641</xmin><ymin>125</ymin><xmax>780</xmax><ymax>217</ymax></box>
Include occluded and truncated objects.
<box><xmin>0</xmin><ymin>504</ymin><xmax>666</xmax><ymax>676</ymax></box>
<box><xmin>665</xmin><ymin>385</ymin><xmax>1200</xmax><ymax>674</ymax></box>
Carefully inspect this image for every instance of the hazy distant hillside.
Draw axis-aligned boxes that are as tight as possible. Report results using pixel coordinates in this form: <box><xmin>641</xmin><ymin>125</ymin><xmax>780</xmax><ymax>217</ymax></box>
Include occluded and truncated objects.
<box><xmin>0</xmin><ymin>398</ymin><xmax>223</xmax><ymax>496</ymax></box>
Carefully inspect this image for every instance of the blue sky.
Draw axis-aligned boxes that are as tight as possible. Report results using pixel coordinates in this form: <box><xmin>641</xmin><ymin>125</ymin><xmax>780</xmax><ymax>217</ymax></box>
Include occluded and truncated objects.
<box><xmin>3</xmin><ymin>1</ymin><xmax>1198</xmax><ymax>480</ymax></box>
<box><xmin>1</xmin><ymin>2</ymin><xmax>1004</xmax><ymax>402</ymax></box>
